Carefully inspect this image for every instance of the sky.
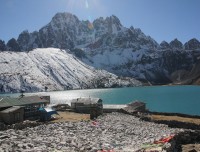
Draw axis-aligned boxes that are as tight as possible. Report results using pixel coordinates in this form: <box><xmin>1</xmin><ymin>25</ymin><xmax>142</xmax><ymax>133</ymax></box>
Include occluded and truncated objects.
<box><xmin>0</xmin><ymin>0</ymin><xmax>200</xmax><ymax>44</ymax></box>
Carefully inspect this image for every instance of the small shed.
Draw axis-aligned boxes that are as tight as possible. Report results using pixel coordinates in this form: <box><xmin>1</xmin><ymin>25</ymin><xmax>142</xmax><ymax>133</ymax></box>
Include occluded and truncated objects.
<box><xmin>0</xmin><ymin>106</ymin><xmax>24</xmax><ymax>125</ymax></box>
<box><xmin>71</xmin><ymin>98</ymin><xmax>103</xmax><ymax>119</ymax></box>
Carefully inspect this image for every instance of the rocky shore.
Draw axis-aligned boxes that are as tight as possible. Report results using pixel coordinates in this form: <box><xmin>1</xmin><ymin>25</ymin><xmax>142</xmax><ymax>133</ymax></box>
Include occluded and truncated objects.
<box><xmin>0</xmin><ymin>112</ymin><xmax>181</xmax><ymax>152</ymax></box>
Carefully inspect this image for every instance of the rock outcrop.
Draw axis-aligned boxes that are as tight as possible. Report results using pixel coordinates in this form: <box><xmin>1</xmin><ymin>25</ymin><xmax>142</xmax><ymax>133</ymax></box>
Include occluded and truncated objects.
<box><xmin>184</xmin><ymin>38</ymin><xmax>200</xmax><ymax>50</ymax></box>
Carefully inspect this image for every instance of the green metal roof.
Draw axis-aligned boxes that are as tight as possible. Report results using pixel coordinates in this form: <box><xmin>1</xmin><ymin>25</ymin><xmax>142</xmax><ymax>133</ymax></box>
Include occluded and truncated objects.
<box><xmin>0</xmin><ymin>96</ymin><xmax>50</xmax><ymax>108</ymax></box>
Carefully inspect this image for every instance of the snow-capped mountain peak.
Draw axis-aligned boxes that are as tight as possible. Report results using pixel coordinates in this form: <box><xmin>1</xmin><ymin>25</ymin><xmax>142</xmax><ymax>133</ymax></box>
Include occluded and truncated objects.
<box><xmin>1</xmin><ymin>12</ymin><xmax>200</xmax><ymax>86</ymax></box>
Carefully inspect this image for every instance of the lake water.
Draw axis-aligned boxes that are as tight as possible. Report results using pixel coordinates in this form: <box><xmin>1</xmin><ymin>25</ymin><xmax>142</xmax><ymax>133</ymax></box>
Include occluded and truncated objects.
<box><xmin>1</xmin><ymin>85</ymin><xmax>200</xmax><ymax>115</ymax></box>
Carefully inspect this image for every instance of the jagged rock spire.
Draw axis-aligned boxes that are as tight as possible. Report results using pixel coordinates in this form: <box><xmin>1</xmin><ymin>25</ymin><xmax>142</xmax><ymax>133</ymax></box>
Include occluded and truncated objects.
<box><xmin>184</xmin><ymin>38</ymin><xmax>200</xmax><ymax>50</ymax></box>
<box><xmin>169</xmin><ymin>38</ymin><xmax>183</xmax><ymax>49</ymax></box>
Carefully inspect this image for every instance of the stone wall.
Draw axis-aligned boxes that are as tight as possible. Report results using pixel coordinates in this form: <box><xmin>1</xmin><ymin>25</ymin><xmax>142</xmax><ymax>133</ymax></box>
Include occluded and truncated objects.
<box><xmin>172</xmin><ymin>130</ymin><xmax>200</xmax><ymax>151</ymax></box>
<box><xmin>0</xmin><ymin>121</ymin><xmax>47</xmax><ymax>131</ymax></box>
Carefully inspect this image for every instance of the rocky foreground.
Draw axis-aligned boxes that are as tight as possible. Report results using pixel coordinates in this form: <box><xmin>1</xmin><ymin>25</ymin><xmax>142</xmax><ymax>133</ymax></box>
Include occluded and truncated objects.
<box><xmin>0</xmin><ymin>113</ymin><xmax>181</xmax><ymax>152</ymax></box>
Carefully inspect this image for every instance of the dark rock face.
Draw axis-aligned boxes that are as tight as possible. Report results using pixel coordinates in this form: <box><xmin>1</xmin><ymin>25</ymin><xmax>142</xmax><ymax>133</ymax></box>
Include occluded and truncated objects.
<box><xmin>70</xmin><ymin>48</ymin><xmax>86</xmax><ymax>59</ymax></box>
<box><xmin>38</xmin><ymin>13</ymin><xmax>78</xmax><ymax>49</ymax></box>
<box><xmin>17</xmin><ymin>31</ymin><xmax>41</xmax><ymax>51</ymax></box>
<box><xmin>160</xmin><ymin>41</ymin><xmax>170</xmax><ymax>49</ymax></box>
<box><xmin>173</xmin><ymin>131</ymin><xmax>200</xmax><ymax>152</ymax></box>
<box><xmin>17</xmin><ymin>30</ymin><xmax>31</xmax><ymax>51</ymax></box>
<box><xmin>133</xmin><ymin>50</ymin><xmax>196</xmax><ymax>84</ymax></box>
<box><xmin>16</xmin><ymin>13</ymin><xmax>80</xmax><ymax>50</ymax></box>
<box><xmin>0</xmin><ymin>39</ymin><xmax>6</xmax><ymax>51</ymax></box>
<box><xmin>169</xmin><ymin>38</ymin><xmax>183</xmax><ymax>49</ymax></box>
<box><xmin>161</xmin><ymin>50</ymin><xmax>193</xmax><ymax>73</ymax></box>
<box><xmin>6</xmin><ymin>38</ymin><xmax>21</xmax><ymax>51</ymax></box>
<box><xmin>184</xmin><ymin>38</ymin><xmax>200</xmax><ymax>50</ymax></box>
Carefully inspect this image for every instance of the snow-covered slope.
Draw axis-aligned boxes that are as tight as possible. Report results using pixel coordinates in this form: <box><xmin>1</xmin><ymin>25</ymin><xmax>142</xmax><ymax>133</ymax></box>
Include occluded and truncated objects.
<box><xmin>0</xmin><ymin>48</ymin><xmax>141</xmax><ymax>93</ymax></box>
<box><xmin>80</xmin><ymin>44</ymin><xmax>200</xmax><ymax>84</ymax></box>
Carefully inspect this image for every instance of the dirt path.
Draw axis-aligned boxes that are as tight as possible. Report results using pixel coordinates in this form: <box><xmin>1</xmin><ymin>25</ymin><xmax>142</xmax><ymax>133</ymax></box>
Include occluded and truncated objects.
<box><xmin>51</xmin><ymin>111</ymin><xmax>90</xmax><ymax>122</ymax></box>
<box><xmin>151</xmin><ymin>115</ymin><xmax>200</xmax><ymax>125</ymax></box>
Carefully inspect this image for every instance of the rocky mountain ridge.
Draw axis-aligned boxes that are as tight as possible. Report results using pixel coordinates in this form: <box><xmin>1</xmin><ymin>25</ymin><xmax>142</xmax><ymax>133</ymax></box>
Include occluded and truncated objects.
<box><xmin>11</xmin><ymin>13</ymin><xmax>158</xmax><ymax>52</ymax></box>
<box><xmin>0</xmin><ymin>12</ymin><xmax>200</xmax><ymax>85</ymax></box>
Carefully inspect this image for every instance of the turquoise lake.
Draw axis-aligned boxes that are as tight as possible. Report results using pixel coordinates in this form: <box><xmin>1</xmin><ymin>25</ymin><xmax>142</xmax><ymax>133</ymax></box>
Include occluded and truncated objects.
<box><xmin>1</xmin><ymin>85</ymin><xmax>200</xmax><ymax>115</ymax></box>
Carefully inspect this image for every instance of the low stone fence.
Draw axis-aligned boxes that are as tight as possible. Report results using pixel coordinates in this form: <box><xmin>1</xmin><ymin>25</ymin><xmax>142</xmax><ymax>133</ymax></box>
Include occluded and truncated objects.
<box><xmin>0</xmin><ymin>121</ymin><xmax>48</xmax><ymax>131</ymax></box>
<box><xmin>131</xmin><ymin>111</ymin><xmax>200</xmax><ymax>130</ymax></box>
<box><xmin>147</xmin><ymin>119</ymin><xmax>200</xmax><ymax>130</ymax></box>
<box><xmin>171</xmin><ymin>130</ymin><xmax>200</xmax><ymax>151</ymax></box>
<box><xmin>148</xmin><ymin>111</ymin><xmax>200</xmax><ymax>119</ymax></box>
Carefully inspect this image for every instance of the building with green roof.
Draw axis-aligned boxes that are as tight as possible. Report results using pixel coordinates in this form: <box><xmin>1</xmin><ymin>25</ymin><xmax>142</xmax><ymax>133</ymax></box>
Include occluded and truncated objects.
<box><xmin>0</xmin><ymin>96</ymin><xmax>50</xmax><ymax>124</ymax></box>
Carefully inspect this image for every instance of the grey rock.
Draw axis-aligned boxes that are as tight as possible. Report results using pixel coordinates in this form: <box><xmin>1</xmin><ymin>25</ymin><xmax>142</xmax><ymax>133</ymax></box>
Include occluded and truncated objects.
<box><xmin>0</xmin><ymin>112</ymin><xmax>181</xmax><ymax>151</ymax></box>
<box><xmin>184</xmin><ymin>38</ymin><xmax>200</xmax><ymax>50</ymax></box>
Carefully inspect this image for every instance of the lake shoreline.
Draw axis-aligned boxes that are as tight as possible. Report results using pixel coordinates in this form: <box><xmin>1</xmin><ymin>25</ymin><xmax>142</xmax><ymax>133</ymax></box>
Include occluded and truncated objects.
<box><xmin>0</xmin><ymin>84</ymin><xmax>199</xmax><ymax>94</ymax></box>
<box><xmin>1</xmin><ymin>85</ymin><xmax>200</xmax><ymax>115</ymax></box>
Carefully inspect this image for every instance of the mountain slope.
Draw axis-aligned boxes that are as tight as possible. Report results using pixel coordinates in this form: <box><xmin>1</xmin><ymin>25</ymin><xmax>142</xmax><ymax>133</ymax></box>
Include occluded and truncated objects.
<box><xmin>170</xmin><ymin>61</ymin><xmax>200</xmax><ymax>85</ymax></box>
<box><xmin>0</xmin><ymin>48</ymin><xmax>141</xmax><ymax>93</ymax></box>
<box><xmin>2</xmin><ymin>12</ymin><xmax>200</xmax><ymax>85</ymax></box>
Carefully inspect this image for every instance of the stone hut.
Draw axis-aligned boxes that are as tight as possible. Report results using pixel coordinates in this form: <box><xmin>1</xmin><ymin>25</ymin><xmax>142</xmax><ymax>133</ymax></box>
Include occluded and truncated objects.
<box><xmin>71</xmin><ymin>98</ymin><xmax>103</xmax><ymax>119</ymax></box>
<box><xmin>0</xmin><ymin>106</ymin><xmax>24</xmax><ymax>125</ymax></box>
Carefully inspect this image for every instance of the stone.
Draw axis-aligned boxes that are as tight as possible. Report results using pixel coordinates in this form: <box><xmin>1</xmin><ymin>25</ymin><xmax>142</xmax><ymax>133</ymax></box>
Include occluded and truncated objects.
<box><xmin>0</xmin><ymin>112</ymin><xmax>181</xmax><ymax>151</ymax></box>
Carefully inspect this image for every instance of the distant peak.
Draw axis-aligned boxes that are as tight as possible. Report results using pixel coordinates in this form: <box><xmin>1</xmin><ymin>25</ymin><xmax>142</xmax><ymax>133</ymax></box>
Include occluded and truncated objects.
<box><xmin>188</xmin><ymin>38</ymin><xmax>200</xmax><ymax>43</ymax></box>
<box><xmin>105</xmin><ymin>15</ymin><xmax>121</xmax><ymax>25</ymax></box>
<box><xmin>170</xmin><ymin>38</ymin><xmax>182</xmax><ymax>43</ymax></box>
<box><xmin>21</xmin><ymin>30</ymin><xmax>29</xmax><ymax>34</ymax></box>
<box><xmin>160</xmin><ymin>40</ymin><xmax>168</xmax><ymax>44</ymax></box>
<box><xmin>160</xmin><ymin>41</ymin><xmax>170</xmax><ymax>49</ymax></box>
<box><xmin>130</xmin><ymin>26</ymin><xmax>135</xmax><ymax>30</ymax></box>
<box><xmin>53</xmin><ymin>12</ymin><xmax>74</xmax><ymax>18</ymax></box>
<box><xmin>51</xmin><ymin>12</ymin><xmax>79</xmax><ymax>22</ymax></box>
<box><xmin>173</xmin><ymin>38</ymin><xmax>179</xmax><ymax>41</ymax></box>
<box><xmin>184</xmin><ymin>38</ymin><xmax>200</xmax><ymax>50</ymax></box>
<box><xmin>170</xmin><ymin>38</ymin><xmax>183</xmax><ymax>49</ymax></box>
<box><xmin>110</xmin><ymin>15</ymin><xmax>120</xmax><ymax>20</ymax></box>
<box><xmin>93</xmin><ymin>15</ymin><xmax>122</xmax><ymax>26</ymax></box>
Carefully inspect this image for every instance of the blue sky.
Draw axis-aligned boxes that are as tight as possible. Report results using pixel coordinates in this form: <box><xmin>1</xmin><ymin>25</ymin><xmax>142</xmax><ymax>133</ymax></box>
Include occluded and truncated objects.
<box><xmin>0</xmin><ymin>0</ymin><xmax>200</xmax><ymax>43</ymax></box>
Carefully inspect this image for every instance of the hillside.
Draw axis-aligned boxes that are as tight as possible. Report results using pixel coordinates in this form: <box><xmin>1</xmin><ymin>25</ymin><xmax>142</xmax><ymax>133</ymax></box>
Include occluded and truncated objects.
<box><xmin>0</xmin><ymin>48</ymin><xmax>141</xmax><ymax>93</ymax></box>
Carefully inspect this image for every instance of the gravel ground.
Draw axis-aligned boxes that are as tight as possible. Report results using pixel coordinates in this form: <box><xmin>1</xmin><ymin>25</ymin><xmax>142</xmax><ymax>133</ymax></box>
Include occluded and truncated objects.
<box><xmin>0</xmin><ymin>112</ymin><xmax>181</xmax><ymax>152</ymax></box>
